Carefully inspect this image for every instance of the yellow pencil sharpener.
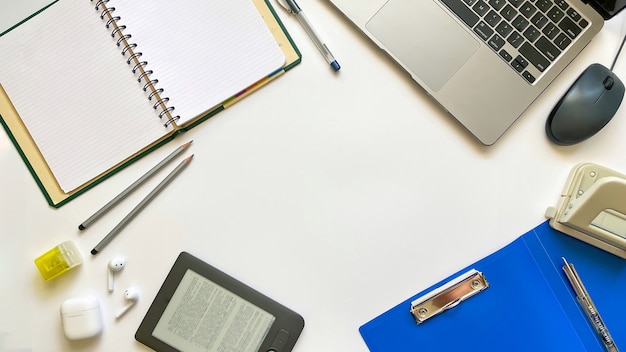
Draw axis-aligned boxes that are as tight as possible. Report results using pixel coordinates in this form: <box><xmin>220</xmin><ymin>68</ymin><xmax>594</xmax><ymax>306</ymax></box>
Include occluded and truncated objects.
<box><xmin>34</xmin><ymin>241</ymin><xmax>83</xmax><ymax>281</ymax></box>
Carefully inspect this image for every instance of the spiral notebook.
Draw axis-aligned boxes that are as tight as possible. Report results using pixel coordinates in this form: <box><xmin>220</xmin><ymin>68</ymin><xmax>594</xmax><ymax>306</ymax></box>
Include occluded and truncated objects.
<box><xmin>0</xmin><ymin>0</ymin><xmax>300</xmax><ymax>207</ymax></box>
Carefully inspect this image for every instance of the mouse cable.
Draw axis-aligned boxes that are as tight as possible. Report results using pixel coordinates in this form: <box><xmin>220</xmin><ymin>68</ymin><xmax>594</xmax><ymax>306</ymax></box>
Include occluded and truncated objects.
<box><xmin>610</xmin><ymin>33</ymin><xmax>626</xmax><ymax>71</ymax></box>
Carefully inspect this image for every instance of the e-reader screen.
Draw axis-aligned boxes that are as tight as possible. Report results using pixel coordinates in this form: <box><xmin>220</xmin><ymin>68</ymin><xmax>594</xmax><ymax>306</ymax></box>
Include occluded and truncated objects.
<box><xmin>135</xmin><ymin>252</ymin><xmax>304</xmax><ymax>352</ymax></box>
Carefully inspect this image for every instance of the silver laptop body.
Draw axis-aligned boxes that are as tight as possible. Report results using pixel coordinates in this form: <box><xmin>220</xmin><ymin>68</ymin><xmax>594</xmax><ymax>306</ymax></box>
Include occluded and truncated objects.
<box><xmin>328</xmin><ymin>0</ymin><xmax>604</xmax><ymax>145</ymax></box>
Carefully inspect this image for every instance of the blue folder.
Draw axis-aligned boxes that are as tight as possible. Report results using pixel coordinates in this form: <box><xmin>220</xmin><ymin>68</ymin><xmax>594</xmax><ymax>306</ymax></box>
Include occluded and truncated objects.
<box><xmin>359</xmin><ymin>220</ymin><xmax>626</xmax><ymax>351</ymax></box>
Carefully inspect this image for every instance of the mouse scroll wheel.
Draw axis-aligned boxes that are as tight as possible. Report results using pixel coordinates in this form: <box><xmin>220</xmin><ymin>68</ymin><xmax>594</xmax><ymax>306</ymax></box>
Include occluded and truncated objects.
<box><xmin>603</xmin><ymin>76</ymin><xmax>615</xmax><ymax>90</ymax></box>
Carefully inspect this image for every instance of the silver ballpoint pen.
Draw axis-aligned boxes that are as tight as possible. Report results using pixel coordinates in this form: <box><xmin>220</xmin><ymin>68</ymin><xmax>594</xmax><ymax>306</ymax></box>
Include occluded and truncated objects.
<box><xmin>280</xmin><ymin>0</ymin><xmax>340</xmax><ymax>71</ymax></box>
<box><xmin>562</xmin><ymin>257</ymin><xmax>618</xmax><ymax>352</ymax></box>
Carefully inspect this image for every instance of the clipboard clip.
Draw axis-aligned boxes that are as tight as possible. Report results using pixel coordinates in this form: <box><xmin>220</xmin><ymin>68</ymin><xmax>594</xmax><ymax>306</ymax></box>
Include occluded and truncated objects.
<box><xmin>546</xmin><ymin>163</ymin><xmax>626</xmax><ymax>259</ymax></box>
<box><xmin>409</xmin><ymin>269</ymin><xmax>489</xmax><ymax>324</ymax></box>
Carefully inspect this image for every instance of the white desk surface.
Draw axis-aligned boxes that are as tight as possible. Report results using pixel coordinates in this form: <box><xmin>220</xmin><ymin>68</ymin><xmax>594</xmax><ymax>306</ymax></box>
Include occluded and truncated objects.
<box><xmin>2</xmin><ymin>1</ymin><xmax>626</xmax><ymax>351</ymax></box>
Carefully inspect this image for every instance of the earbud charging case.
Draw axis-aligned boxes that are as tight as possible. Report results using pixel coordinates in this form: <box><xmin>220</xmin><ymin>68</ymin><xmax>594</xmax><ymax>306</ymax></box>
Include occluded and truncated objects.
<box><xmin>60</xmin><ymin>296</ymin><xmax>103</xmax><ymax>340</ymax></box>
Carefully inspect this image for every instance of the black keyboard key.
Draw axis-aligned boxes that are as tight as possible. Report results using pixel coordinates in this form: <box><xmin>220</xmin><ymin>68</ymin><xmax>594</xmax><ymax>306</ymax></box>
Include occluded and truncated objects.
<box><xmin>523</xmin><ymin>26</ymin><xmax>540</xmax><ymax>42</ymax></box>
<box><xmin>496</xmin><ymin>21</ymin><xmax>514</xmax><ymax>37</ymax></box>
<box><xmin>512</xmin><ymin>15</ymin><xmax>529</xmax><ymax>31</ymax></box>
<box><xmin>559</xmin><ymin>17</ymin><xmax>582</xmax><ymax>38</ymax></box>
<box><xmin>554</xmin><ymin>0</ymin><xmax>568</xmax><ymax>10</ymax></box>
<box><xmin>474</xmin><ymin>1</ymin><xmax>490</xmax><ymax>16</ymax></box>
<box><xmin>520</xmin><ymin>1</ymin><xmax>537</xmax><ymax>18</ymax></box>
<box><xmin>474</xmin><ymin>21</ymin><xmax>495</xmax><ymax>40</ymax></box>
<box><xmin>508</xmin><ymin>0</ymin><xmax>524</xmax><ymax>8</ymax></box>
<box><xmin>489</xmin><ymin>0</ymin><xmax>506</xmax><ymax>10</ymax></box>
<box><xmin>512</xmin><ymin>59</ymin><xmax>526</xmax><ymax>72</ymax></box>
<box><xmin>511</xmin><ymin>62</ymin><xmax>528</xmax><ymax>75</ymax></box>
<box><xmin>500</xmin><ymin>49</ymin><xmax>513</xmax><ymax>61</ymax></box>
<box><xmin>580</xmin><ymin>19</ymin><xmax>588</xmax><ymax>28</ymax></box>
<box><xmin>554</xmin><ymin>32</ymin><xmax>572</xmax><ymax>50</ymax></box>
<box><xmin>567</xmin><ymin>8</ymin><xmax>581</xmax><ymax>21</ymax></box>
<box><xmin>535</xmin><ymin>36</ymin><xmax>561</xmax><ymax>60</ymax></box>
<box><xmin>441</xmin><ymin>0</ymin><xmax>479</xmax><ymax>27</ymax></box>
<box><xmin>535</xmin><ymin>0</ymin><xmax>551</xmax><ymax>12</ymax></box>
<box><xmin>519</xmin><ymin>42</ymin><xmax>549</xmax><ymax>71</ymax></box>
<box><xmin>522</xmin><ymin>70</ymin><xmax>536</xmax><ymax>83</ymax></box>
<box><xmin>546</xmin><ymin>7</ymin><xmax>564</xmax><ymax>23</ymax></box>
<box><xmin>531</xmin><ymin>13</ymin><xmax>548</xmax><ymax>29</ymax></box>
<box><xmin>488</xmin><ymin>34</ymin><xmax>506</xmax><ymax>50</ymax></box>
<box><xmin>463</xmin><ymin>0</ymin><xmax>479</xmax><ymax>5</ymax></box>
<box><xmin>508</xmin><ymin>31</ymin><xmax>525</xmax><ymax>47</ymax></box>
<box><xmin>485</xmin><ymin>10</ymin><xmax>502</xmax><ymax>27</ymax></box>
<box><xmin>501</xmin><ymin>4</ymin><xmax>518</xmax><ymax>20</ymax></box>
<box><xmin>515</xmin><ymin>55</ymin><xmax>528</xmax><ymax>68</ymax></box>
<box><xmin>542</xmin><ymin>23</ymin><xmax>559</xmax><ymax>39</ymax></box>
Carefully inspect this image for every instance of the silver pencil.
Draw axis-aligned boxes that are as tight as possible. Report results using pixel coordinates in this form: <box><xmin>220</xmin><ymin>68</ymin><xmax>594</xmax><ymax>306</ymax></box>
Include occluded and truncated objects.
<box><xmin>90</xmin><ymin>155</ymin><xmax>194</xmax><ymax>255</ymax></box>
<box><xmin>79</xmin><ymin>141</ymin><xmax>192</xmax><ymax>230</ymax></box>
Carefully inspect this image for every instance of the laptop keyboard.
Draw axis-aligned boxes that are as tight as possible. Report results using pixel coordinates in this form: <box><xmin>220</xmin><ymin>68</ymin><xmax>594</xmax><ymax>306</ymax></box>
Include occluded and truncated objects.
<box><xmin>440</xmin><ymin>0</ymin><xmax>589</xmax><ymax>84</ymax></box>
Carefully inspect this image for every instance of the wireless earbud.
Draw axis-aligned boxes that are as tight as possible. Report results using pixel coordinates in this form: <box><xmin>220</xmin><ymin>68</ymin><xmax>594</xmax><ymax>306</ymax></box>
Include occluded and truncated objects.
<box><xmin>115</xmin><ymin>287</ymin><xmax>139</xmax><ymax>319</ymax></box>
<box><xmin>107</xmin><ymin>257</ymin><xmax>126</xmax><ymax>292</ymax></box>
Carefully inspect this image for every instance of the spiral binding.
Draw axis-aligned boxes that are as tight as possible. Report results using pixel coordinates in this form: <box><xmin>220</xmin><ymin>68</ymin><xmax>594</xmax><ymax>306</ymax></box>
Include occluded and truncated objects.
<box><xmin>91</xmin><ymin>0</ymin><xmax>180</xmax><ymax>127</ymax></box>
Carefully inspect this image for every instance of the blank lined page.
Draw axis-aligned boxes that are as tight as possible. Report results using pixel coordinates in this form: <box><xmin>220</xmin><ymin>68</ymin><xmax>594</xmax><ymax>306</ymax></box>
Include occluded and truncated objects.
<box><xmin>113</xmin><ymin>0</ymin><xmax>286</xmax><ymax>125</ymax></box>
<box><xmin>0</xmin><ymin>0</ymin><xmax>172</xmax><ymax>192</ymax></box>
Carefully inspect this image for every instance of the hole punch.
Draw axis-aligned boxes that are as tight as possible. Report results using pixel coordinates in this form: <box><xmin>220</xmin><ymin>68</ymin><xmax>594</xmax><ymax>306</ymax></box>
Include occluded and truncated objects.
<box><xmin>546</xmin><ymin>163</ymin><xmax>626</xmax><ymax>258</ymax></box>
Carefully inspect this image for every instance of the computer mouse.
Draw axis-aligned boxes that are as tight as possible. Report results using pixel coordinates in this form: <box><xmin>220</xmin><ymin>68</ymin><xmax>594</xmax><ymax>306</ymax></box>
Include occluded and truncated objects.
<box><xmin>546</xmin><ymin>63</ymin><xmax>624</xmax><ymax>146</ymax></box>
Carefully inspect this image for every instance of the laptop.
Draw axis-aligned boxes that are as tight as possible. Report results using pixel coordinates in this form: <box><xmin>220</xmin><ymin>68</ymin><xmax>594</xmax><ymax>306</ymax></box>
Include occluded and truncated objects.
<box><xmin>328</xmin><ymin>0</ymin><xmax>626</xmax><ymax>145</ymax></box>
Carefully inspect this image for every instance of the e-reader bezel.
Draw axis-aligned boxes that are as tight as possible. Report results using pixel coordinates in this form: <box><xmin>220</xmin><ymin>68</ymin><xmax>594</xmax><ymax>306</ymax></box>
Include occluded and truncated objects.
<box><xmin>135</xmin><ymin>252</ymin><xmax>304</xmax><ymax>352</ymax></box>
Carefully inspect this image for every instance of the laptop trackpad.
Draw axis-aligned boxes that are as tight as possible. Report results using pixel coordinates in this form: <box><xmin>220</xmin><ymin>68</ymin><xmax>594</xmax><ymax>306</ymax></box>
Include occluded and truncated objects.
<box><xmin>366</xmin><ymin>0</ymin><xmax>479</xmax><ymax>92</ymax></box>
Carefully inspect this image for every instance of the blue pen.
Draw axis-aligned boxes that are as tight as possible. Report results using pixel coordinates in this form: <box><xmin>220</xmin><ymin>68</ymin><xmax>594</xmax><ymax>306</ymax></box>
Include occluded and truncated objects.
<box><xmin>280</xmin><ymin>0</ymin><xmax>340</xmax><ymax>71</ymax></box>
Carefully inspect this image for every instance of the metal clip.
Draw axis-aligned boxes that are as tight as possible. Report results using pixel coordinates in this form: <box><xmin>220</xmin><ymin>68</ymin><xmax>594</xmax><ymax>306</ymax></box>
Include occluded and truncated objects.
<box><xmin>409</xmin><ymin>269</ymin><xmax>489</xmax><ymax>324</ymax></box>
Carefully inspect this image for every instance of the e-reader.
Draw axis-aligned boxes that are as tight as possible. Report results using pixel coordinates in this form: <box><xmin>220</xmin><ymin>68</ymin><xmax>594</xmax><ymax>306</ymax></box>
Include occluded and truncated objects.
<box><xmin>135</xmin><ymin>252</ymin><xmax>304</xmax><ymax>352</ymax></box>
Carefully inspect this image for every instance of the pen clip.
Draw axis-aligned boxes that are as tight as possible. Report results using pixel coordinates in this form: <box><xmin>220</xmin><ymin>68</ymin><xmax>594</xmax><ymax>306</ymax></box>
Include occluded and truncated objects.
<box><xmin>275</xmin><ymin>0</ymin><xmax>293</xmax><ymax>14</ymax></box>
<box><xmin>561</xmin><ymin>257</ymin><xmax>587</xmax><ymax>298</ymax></box>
